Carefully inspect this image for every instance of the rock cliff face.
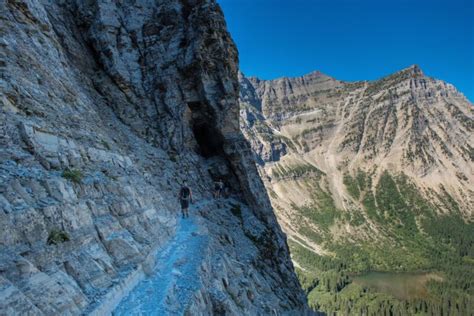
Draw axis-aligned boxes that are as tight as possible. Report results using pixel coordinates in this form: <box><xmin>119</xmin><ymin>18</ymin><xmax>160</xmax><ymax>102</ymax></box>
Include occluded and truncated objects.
<box><xmin>240</xmin><ymin>66</ymin><xmax>473</xmax><ymax>220</ymax></box>
<box><xmin>239</xmin><ymin>66</ymin><xmax>474</xmax><ymax>272</ymax></box>
<box><xmin>0</xmin><ymin>0</ymin><xmax>311</xmax><ymax>314</ymax></box>
<box><xmin>239</xmin><ymin>67</ymin><xmax>473</xmax><ymax>311</ymax></box>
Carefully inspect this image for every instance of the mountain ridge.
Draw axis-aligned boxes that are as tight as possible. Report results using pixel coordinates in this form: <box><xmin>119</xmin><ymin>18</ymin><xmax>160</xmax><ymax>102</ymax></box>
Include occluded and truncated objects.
<box><xmin>240</xmin><ymin>64</ymin><xmax>473</xmax><ymax>314</ymax></box>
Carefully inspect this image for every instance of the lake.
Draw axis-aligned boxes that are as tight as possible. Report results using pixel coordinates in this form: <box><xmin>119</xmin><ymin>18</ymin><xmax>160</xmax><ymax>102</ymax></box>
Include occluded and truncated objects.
<box><xmin>352</xmin><ymin>271</ymin><xmax>443</xmax><ymax>300</ymax></box>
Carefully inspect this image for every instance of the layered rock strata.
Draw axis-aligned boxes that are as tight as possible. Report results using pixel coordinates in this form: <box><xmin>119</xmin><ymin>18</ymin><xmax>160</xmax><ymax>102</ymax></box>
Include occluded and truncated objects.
<box><xmin>0</xmin><ymin>0</ymin><xmax>311</xmax><ymax>314</ymax></box>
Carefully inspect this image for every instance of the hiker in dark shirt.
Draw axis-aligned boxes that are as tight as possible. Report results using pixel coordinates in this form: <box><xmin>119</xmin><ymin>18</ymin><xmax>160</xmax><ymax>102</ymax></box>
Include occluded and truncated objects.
<box><xmin>213</xmin><ymin>179</ymin><xmax>224</xmax><ymax>199</ymax></box>
<box><xmin>178</xmin><ymin>181</ymin><xmax>193</xmax><ymax>218</ymax></box>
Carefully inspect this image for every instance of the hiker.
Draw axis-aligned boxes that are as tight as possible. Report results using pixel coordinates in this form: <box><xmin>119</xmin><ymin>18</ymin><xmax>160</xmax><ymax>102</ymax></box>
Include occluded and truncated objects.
<box><xmin>179</xmin><ymin>181</ymin><xmax>193</xmax><ymax>218</ymax></box>
<box><xmin>222</xmin><ymin>182</ymin><xmax>230</xmax><ymax>198</ymax></box>
<box><xmin>213</xmin><ymin>179</ymin><xmax>224</xmax><ymax>199</ymax></box>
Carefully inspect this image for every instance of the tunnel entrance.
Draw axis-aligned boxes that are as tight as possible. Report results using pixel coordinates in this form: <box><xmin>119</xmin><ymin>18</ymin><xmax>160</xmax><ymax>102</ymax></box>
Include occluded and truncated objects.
<box><xmin>192</xmin><ymin>121</ymin><xmax>224</xmax><ymax>158</ymax></box>
<box><xmin>187</xmin><ymin>101</ymin><xmax>225</xmax><ymax>159</ymax></box>
<box><xmin>187</xmin><ymin>101</ymin><xmax>243</xmax><ymax>198</ymax></box>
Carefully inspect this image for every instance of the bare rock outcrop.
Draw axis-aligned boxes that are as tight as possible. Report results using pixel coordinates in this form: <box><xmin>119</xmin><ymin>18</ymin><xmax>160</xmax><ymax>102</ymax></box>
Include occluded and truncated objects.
<box><xmin>0</xmin><ymin>0</ymin><xmax>311</xmax><ymax>314</ymax></box>
<box><xmin>239</xmin><ymin>65</ymin><xmax>473</xmax><ymax>257</ymax></box>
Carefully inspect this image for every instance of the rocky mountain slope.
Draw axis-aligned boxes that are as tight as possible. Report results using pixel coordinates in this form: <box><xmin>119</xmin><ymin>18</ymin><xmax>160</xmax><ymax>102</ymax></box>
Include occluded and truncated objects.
<box><xmin>240</xmin><ymin>67</ymin><xmax>474</xmax><ymax>314</ymax></box>
<box><xmin>0</xmin><ymin>0</ymin><xmax>312</xmax><ymax>314</ymax></box>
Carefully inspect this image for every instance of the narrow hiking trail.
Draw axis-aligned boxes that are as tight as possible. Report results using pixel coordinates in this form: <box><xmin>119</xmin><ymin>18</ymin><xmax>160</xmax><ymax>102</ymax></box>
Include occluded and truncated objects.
<box><xmin>113</xmin><ymin>201</ymin><xmax>210</xmax><ymax>315</ymax></box>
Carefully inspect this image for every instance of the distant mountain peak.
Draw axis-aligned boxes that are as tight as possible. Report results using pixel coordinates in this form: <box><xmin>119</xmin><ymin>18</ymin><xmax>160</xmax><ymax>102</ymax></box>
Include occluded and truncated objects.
<box><xmin>240</xmin><ymin>64</ymin><xmax>473</xmax><ymax>210</ymax></box>
<box><xmin>366</xmin><ymin>64</ymin><xmax>425</xmax><ymax>87</ymax></box>
<box><xmin>239</xmin><ymin>60</ymin><xmax>474</xmax><ymax>315</ymax></box>
<box><xmin>401</xmin><ymin>64</ymin><xmax>423</xmax><ymax>75</ymax></box>
<box><xmin>392</xmin><ymin>64</ymin><xmax>424</xmax><ymax>78</ymax></box>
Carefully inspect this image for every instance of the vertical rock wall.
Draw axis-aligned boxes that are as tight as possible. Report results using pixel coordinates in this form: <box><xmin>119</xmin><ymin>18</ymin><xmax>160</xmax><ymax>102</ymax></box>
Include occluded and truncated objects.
<box><xmin>0</xmin><ymin>0</ymin><xmax>312</xmax><ymax>314</ymax></box>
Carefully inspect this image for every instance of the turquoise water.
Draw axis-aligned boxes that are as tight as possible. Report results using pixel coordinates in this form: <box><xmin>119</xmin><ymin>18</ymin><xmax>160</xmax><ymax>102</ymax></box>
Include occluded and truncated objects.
<box><xmin>352</xmin><ymin>271</ymin><xmax>443</xmax><ymax>300</ymax></box>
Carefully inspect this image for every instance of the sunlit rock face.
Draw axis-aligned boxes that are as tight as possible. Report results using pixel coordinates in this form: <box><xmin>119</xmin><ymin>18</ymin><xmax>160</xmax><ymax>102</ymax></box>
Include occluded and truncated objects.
<box><xmin>239</xmin><ymin>65</ymin><xmax>473</xmax><ymax>262</ymax></box>
<box><xmin>0</xmin><ymin>1</ymin><xmax>313</xmax><ymax>314</ymax></box>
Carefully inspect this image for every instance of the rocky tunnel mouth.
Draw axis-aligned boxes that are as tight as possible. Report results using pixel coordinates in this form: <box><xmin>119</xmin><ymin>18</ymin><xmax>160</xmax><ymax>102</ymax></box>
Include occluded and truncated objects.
<box><xmin>187</xmin><ymin>101</ymin><xmax>242</xmax><ymax>195</ymax></box>
<box><xmin>188</xmin><ymin>102</ymin><xmax>225</xmax><ymax>159</ymax></box>
<box><xmin>192</xmin><ymin>121</ymin><xmax>224</xmax><ymax>158</ymax></box>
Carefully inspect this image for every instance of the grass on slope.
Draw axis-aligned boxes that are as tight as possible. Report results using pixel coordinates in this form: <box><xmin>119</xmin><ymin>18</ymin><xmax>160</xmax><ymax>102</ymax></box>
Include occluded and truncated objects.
<box><xmin>288</xmin><ymin>170</ymin><xmax>474</xmax><ymax>315</ymax></box>
<box><xmin>272</xmin><ymin>162</ymin><xmax>324</xmax><ymax>180</ymax></box>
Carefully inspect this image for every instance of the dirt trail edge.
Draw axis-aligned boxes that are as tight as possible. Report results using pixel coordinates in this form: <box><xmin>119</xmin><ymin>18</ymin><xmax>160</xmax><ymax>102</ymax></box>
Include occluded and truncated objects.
<box><xmin>91</xmin><ymin>201</ymin><xmax>210</xmax><ymax>316</ymax></box>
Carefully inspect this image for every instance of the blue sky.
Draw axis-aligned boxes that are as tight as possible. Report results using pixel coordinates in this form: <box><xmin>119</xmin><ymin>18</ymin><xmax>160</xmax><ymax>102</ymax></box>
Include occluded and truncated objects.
<box><xmin>218</xmin><ymin>0</ymin><xmax>474</xmax><ymax>102</ymax></box>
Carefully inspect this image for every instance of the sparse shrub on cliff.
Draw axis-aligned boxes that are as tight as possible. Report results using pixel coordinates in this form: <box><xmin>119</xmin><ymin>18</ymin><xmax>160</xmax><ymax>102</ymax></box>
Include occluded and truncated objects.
<box><xmin>47</xmin><ymin>229</ymin><xmax>70</xmax><ymax>245</ymax></box>
<box><xmin>272</xmin><ymin>162</ymin><xmax>323</xmax><ymax>180</ymax></box>
<box><xmin>230</xmin><ymin>203</ymin><xmax>242</xmax><ymax>219</ymax></box>
<box><xmin>343</xmin><ymin>173</ymin><xmax>360</xmax><ymax>199</ymax></box>
<box><xmin>62</xmin><ymin>168</ymin><xmax>84</xmax><ymax>183</ymax></box>
<box><xmin>168</xmin><ymin>150</ymin><xmax>178</xmax><ymax>163</ymax></box>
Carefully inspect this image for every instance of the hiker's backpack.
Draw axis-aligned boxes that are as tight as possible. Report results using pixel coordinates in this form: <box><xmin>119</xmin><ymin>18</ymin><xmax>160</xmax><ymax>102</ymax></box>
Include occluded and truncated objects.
<box><xmin>180</xmin><ymin>186</ymin><xmax>190</xmax><ymax>199</ymax></box>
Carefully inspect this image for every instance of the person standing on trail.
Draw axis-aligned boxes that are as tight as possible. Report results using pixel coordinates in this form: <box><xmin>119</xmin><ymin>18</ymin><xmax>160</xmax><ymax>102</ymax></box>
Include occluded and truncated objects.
<box><xmin>222</xmin><ymin>180</ymin><xmax>230</xmax><ymax>198</ymax></box>
<box><xmin>179</xmin><ymin>180</ymin><xmax>193</xmax><ymax>218</ymax></box>
<box><xmin>213</xmin><ymin>179</ymin><xmax>224</xmax><ymax>199</ymax></box>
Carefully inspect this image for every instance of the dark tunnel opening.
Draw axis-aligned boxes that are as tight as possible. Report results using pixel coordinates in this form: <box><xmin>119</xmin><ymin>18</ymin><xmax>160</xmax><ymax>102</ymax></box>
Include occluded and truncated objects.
<box><xmin>187</xmin><ymin>101</ymin><xmax>244</xmax><ymax>198</ymax></box>
<box><xmin>192</xmin><ymin>121</ymin><xmax>225</xmax><ymax>158</ymax></box>
<box><xmin>187</xmin><ymin>101</ymin><xmax>225</xmax><ymax>159</ymax></box>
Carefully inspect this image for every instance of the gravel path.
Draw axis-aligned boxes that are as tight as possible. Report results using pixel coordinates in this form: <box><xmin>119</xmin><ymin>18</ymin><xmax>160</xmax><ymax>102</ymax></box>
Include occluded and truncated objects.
<box><xmin>113</xmin><ymin>202</ymin><xmax>209</xmax><ymax>315</ymax></box>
